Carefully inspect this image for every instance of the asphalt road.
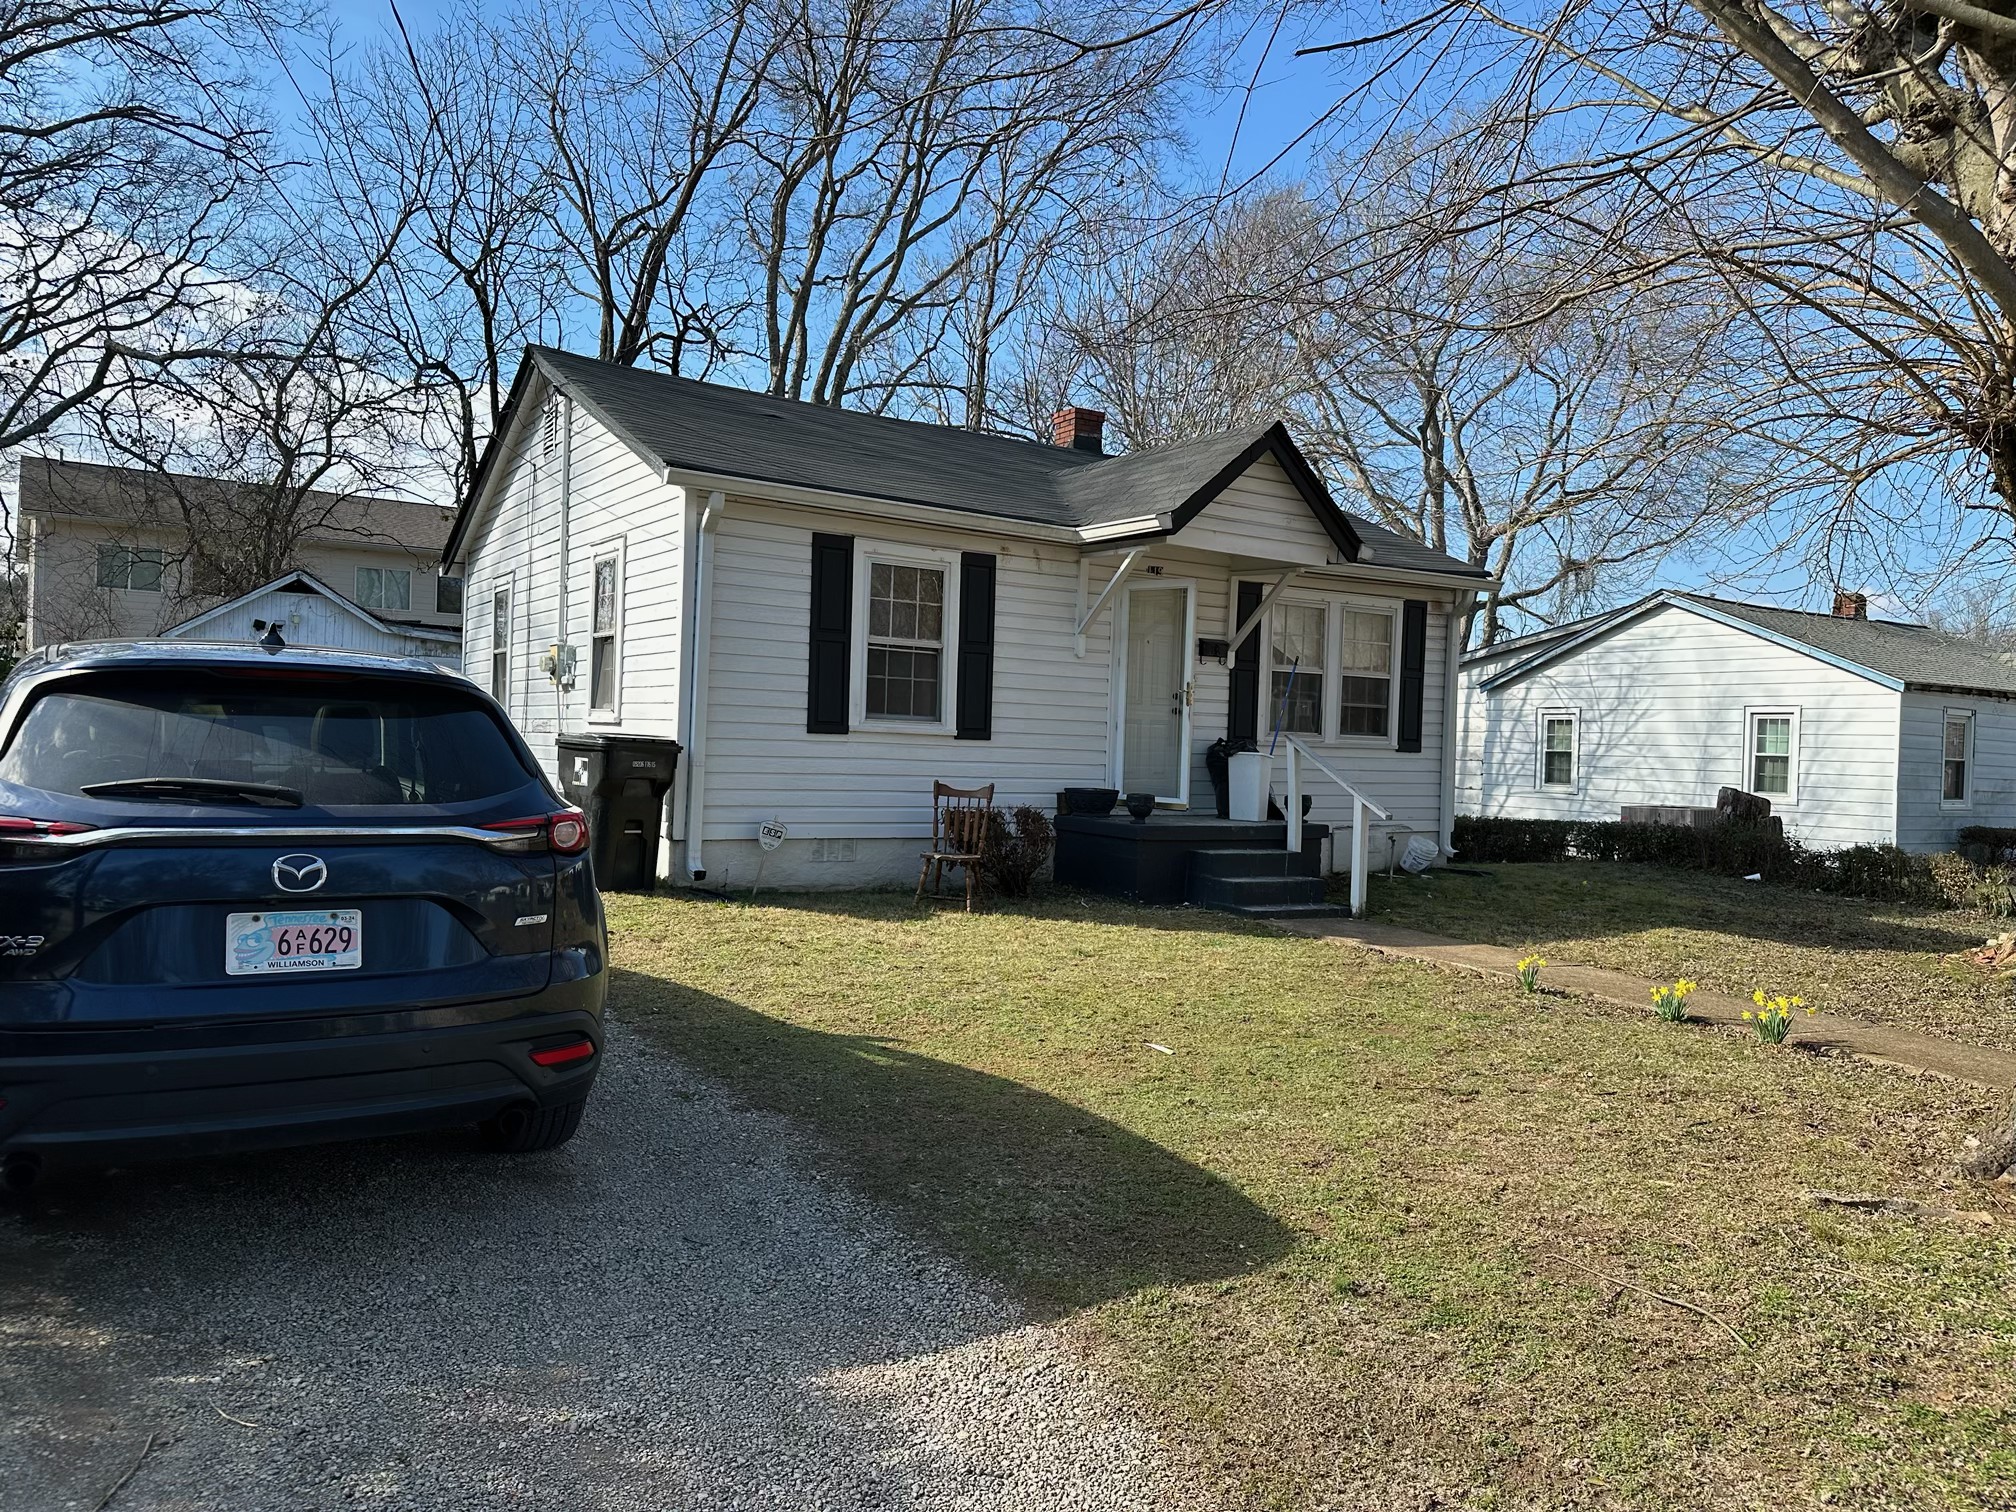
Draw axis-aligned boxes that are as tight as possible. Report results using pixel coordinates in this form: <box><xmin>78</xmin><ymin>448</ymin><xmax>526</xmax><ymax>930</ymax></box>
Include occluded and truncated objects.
<box><xmin>0</xmin><ymin>1023</ymin><xmax>1181</xmax><ymax>1511</ymax></box>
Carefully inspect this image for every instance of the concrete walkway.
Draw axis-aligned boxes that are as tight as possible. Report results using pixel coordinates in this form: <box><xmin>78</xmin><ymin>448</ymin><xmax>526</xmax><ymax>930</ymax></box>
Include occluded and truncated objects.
<box><xmin>1276</xmin><ymin>916</ymin><xmax>2016</xmax><ymax>1090</ymax></box>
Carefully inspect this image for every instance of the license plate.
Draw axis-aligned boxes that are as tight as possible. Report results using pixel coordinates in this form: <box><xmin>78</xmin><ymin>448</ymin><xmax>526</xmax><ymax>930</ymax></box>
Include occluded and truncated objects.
<box><xmin>226</xmin><ymin>909</ymin><xmax>363</xmax><ymax>976</ymax></box>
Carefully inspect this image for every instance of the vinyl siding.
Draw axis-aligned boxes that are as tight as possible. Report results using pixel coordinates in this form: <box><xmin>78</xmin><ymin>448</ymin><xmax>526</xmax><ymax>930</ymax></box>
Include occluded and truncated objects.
<box><xmin>460</xmin><ymin>392</ymin><xmax>684</xmax><ymax>778</ymax></box>
<box><xmin>161</xmin><ymin>587</ymin><xmax>457</xmax><ymax>665</ymax></box>
<box><xmin>23</xmin><ymin>519</ymin><xmax>451</xmax><ymax>648</ymax></box>
<box><xmin>1895</xmin><ymin>691</ymin><xmax>2016</xmax><ymax>851</ymax></box>
<box><xmin>1459</xmin><ymin>603</ymin><xmax>1901</xmax><ymax>848</ymax></box>
<box><xmin>1170</xmin><ymin>453</ymin><xmax>1339</xmax><ymax>567</ymax></box>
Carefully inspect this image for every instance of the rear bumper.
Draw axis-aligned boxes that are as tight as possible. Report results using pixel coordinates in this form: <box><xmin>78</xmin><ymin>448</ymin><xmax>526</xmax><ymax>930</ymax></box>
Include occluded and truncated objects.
<box><xmin>0</xmin><ymin>976</ymin><xmax>604</xmax><ymax>1163</ymax></box>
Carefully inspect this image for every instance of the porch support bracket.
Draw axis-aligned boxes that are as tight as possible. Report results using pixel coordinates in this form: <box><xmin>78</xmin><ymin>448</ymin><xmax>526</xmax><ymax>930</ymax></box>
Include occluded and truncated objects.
<box><xmin>1226</xmin><ymin>569</ymin><xmax>1298</xmax><ymax>656</ymax></box>
<box><xmin>1074</xmin><ymin>547</ymin><xmax>1147</xmax><ymax>657</ymax></box>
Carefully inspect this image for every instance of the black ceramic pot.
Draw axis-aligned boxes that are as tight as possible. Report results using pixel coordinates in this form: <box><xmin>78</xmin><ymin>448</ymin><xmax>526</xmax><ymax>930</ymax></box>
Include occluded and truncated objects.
<box><xmin>1062</xmin><ymin>786</ymin><xmax>1120</xmax><ymax>816</ymax></box>
<box><xmin>1124</xmin><ymin>792</ymin><xmax>1156</xmax><ymax>822</ymax></box>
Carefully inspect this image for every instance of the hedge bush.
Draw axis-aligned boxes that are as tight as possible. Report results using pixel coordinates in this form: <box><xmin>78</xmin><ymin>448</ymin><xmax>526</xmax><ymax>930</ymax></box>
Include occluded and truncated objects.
<box><xmin>1451</xmin><ymin>814</ymin><xmax>2015</xmax><ymax>914</ymax></box>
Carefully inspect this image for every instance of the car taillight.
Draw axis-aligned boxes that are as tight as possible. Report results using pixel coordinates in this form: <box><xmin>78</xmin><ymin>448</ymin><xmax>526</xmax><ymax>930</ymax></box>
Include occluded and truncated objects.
<box><xmin>482</xmin><ymin>811</ymin><xmax>589</xmax><ymax>855</ymax></box>
<box><xmin>0</xmin><ymin>818</ymin><xmax>95</xmax><ymax>839</ymax></box>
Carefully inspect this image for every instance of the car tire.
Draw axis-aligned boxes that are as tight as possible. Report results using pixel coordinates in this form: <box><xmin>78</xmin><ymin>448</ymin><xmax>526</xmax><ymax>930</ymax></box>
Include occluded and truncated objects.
<box><xmin>479</xmin><ymin>1096</ymin><xmax>588</xmax><ymax>1153</ymax></box>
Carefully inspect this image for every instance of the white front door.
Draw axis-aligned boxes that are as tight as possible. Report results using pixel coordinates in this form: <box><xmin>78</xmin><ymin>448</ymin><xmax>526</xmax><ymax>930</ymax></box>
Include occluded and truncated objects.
<box><xmin>1117</xmin><ymin>581</ymin><xmax>1194</xmax><ymax>805</ymax></box>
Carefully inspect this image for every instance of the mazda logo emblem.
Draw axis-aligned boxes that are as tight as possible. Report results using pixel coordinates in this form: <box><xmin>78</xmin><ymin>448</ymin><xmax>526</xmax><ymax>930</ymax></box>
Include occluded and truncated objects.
<box><xmin>273</xmin><ymin>854</ymin><xmax>329</xmax><ymax>894</ymax></box>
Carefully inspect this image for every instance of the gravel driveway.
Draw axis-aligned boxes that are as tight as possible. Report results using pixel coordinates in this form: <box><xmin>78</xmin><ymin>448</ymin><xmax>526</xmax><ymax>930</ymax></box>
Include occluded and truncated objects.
<box><xmin>0</xmin><ymin>1022</ymin><xmax>1182</xmax><ymax>1510</ymax></box>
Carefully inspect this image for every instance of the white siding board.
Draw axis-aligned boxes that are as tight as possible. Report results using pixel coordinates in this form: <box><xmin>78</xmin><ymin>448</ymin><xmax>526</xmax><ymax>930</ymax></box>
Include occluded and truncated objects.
<box><xmin>1460</xmin><ymin>604</ymin><xmax>1901</xmax><ymax>848</ymax></box>
<box><xmin>1896</xmin><ymin>691</ymin><xmax>2016</xmax><ymax>851</ymax></box>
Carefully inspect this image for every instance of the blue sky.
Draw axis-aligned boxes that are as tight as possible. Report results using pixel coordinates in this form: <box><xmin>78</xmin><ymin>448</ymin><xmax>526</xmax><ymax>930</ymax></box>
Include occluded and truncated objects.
<box><xmin>293</xmin><ymin>2</ymin><xmax>1992</xmax><ymax>624</ymax></box>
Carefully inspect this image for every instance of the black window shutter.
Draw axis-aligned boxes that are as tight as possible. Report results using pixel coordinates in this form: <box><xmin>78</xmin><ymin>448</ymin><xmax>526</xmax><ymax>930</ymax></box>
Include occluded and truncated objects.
<box><xmin>1397</xmin><ymin>598</ymin><xmax>1429</xmax><ymax>752</ymax></box>
<box><xmin>955</xmin><ymin>551</ymin><xmax>996</xmax><ymax>740</ymax></box>
<box><xmin>807</xmin><ymin>532</ymin><xmax>853</xmax><ymax>733</ymax></box>
<box><xmin>1229</xmin><ymin>580</ymin><xmax>1263</xmax><ymax>743</ymax></box>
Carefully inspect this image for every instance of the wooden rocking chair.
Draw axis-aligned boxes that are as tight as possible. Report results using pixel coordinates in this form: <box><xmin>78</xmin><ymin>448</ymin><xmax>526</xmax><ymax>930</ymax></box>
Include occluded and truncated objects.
<box><xmin>915</xmin><ymin>781</ymin><xmax>995</xmax><ymax>911</ymax></box>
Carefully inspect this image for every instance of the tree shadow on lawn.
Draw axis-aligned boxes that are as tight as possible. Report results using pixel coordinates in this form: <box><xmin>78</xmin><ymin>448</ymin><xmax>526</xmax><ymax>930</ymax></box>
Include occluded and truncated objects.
<box><xmin>1371</xmin><ymin>863</ymin><xmax>1991</xmax><ymax>959</ymax></box>
<box><xmin>612</xmin><ymin>967</ymin><xmax>1295</xmax><ymax>1317</ymax></box>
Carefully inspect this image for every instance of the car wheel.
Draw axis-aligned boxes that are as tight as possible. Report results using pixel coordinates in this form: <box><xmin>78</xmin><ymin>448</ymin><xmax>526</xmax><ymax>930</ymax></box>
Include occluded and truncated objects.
<box><xmin>478</xmin><ymin>1096</ymin><xmax>588</xmax><ymax>1153</ymax></box>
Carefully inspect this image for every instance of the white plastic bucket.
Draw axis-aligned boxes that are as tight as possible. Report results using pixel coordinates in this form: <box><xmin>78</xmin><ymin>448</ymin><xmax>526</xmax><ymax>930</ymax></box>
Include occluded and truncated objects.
<box><xmin>1228</xmin><ymin>751</ymin><xmax>1269</xmax><ymax>821</ymax></box>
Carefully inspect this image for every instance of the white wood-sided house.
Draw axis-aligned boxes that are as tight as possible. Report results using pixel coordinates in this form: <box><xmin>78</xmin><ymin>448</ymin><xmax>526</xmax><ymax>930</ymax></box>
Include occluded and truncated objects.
<box><xmin>1458</xmin><ymin>590</ymin><xmax>2016</xmax><ymax>851</ymax></box>
<box><xmin>157</xmin><ymin>570</ymin><xmax>462</xmax><ymax>666</ymax></box>
<box><xmin>443</xmin><ymin>348</ymin><xmax>1493</xmax><ymax>895</ymax></box>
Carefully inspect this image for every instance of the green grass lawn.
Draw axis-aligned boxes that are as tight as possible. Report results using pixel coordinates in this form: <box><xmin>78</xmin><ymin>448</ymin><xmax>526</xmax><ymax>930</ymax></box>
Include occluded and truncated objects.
<box><xmin>608</xmin><ymin>890</ymin><xmax>2015</xmax><ymax>1512</ymax></box>
<box><xmin>1366</xmin><ymin>862</ymin><xmax>2016</xmax><ymax>1054</ymax></box>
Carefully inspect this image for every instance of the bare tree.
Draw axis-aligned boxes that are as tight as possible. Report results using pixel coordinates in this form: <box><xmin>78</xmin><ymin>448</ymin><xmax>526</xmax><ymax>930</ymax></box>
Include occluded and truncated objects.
<box><xmin>1032</xmin><ymin>157</ymin><xmax>1787</xmax><ymax>642</ymax></box>
<box><xmin>1301</xmin><ymin>0</ymin><xmax>2016</xmax><ymax>569</ymax></box>
<box><xmin>0</xmin><ymin>1</ymin><xmax>289</xmax><ymax>456</ymax></box>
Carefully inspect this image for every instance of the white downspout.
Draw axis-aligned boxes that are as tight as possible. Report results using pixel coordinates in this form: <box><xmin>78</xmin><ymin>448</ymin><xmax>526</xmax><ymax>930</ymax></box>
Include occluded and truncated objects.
<box><xmin>1440</xmin><ymin>590</ymin><xmax>1477</xmax><ymax>858</ymax></box>
<box><xmin>681</xmin><ymin>490</ymin><xmax>725</xmax><ymax>881</ymax></box>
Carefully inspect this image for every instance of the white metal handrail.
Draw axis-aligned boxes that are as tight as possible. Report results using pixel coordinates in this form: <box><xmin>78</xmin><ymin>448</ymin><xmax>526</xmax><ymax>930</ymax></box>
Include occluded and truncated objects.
<box><xmin>1282</xmin><ymin>734</ymin><xmax>1390</xmax><ymax>917</ymax></box>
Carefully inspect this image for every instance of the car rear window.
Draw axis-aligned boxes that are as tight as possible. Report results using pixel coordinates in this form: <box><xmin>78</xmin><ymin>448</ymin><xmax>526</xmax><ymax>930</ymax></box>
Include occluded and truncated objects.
<box><xmin>0</xmin><ymin>674</ymin><xmax>540</xmax><ymax>807</ymax></box>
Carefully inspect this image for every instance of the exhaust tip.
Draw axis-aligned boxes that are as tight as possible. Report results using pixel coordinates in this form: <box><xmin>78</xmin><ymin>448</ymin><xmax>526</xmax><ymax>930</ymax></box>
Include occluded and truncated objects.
<box><xmin>1</xmin><ymin>1153</ymin><xmax>44</xmax><ymax>1197</ymax></box>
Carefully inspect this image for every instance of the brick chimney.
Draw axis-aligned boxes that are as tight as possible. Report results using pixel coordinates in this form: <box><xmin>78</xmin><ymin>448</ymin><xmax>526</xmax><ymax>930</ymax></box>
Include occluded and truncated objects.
<box><xmin>1050</xmin><ymin>406</ymin><xmax>1105</xmax><ymax>454</ymax></box>
<box><xmin>1832</xmin><ymin>589</ymin><xmax>1868</xmax><ymax>620</ymax></box>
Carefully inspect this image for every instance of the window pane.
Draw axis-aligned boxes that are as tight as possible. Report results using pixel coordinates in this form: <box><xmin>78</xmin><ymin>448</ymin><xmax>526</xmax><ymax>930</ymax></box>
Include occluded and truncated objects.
<box><xmin>492</xmin><ymin>591</ymin><xmax>508</xmax><ymax>642</ymax></box>
<box><xmin>1341</xmin><ymin>611</ymin><xmax>1391</xmax><ymax>673</ymax></box>
<box><xmin>356</xmin><ymin>569</ymin><xmax>382</xmax><ymax>609</ymax></box>
<box><xmin>1543</xmin><ymin>717</ymin><xmax>1574</xmax><ymax>785</ymax></box>
<box><xmin>1272</xmin><ymin>604</ymin><xmax>1325</xmax><ymax>672</ymax></box>
<box><xmin>381</xmin><ymin>569</ymin><xmax>411</xmax><ymax>611</ymax></box>
<box><xmin>95</xmin><ymin>545</ymin><xmax>126</xmax><ymax>589</ymax></box>
<box><xmin>1544</xmin><ymin>717</ymin><xmax>1574</xmax><ymax>753</ymax></box>
<box><xmin>593</xmin><ymin>558</ymin><xmax>618</xmax><ymax>635</ymax></box>
<box><xmin>1270</xmin><ymin>670</ymin><xmax>1323</xmax><ymax>735</ymax></box>
<box><xmin>1946</xmin><ymin>718</ymin><xmax>1969</xmax><ymax>761</ymax></box>
<box><xmin>436</xmin><ymin>576</ymin><xmax>464</xmax><ymax>615</ymax></box>
<box><xmin>1339</xmin><ymin>675</ymin><xmax>1390</xmax><ymax>736</ymax></box>
<box><xmin>1753</xmin><ymin>716</ymin><xmax>1790</xmax><ymax>757</ymax></box>
<box><xmin>1945</xmin><ymin>759</ymin><xmax>1968</xmax><ymax>802</ymax></box>
<box><xmin>129</xmin><ymin>549</ymin><xmax>163</xmax><ymax>592</ymax></box>
<box><xmin>0</xmin><ymin>675</ymin><xmax>535</xmax><ymax>805</ymax></box>
<box><xmin>1543</xmin><ymin>749</ymin><xmax>1573</xmax><ymax>785</ymax></box>
<box><xmin>592</xmin><ymin>635</ymin><xmax>616</xmax><ymax>709</ymax></box>
<box><xmin>865</xmin><ymin>646</ymin><xmax>940</xmax><ymax>720</ymax></box>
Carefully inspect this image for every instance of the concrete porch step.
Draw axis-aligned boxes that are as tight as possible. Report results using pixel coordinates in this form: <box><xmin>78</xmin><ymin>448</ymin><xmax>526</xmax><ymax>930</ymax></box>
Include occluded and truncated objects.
<box><xmin>1186</xmin><ymin>871</ymin><xmax>1330</xmax><ymax>912</ymax></box>
<box><xmin>1200</xmin><ymin>899</ymin><xmax>1354</xmax><ymax>921</ymax></box>
<box><xmin>1186</xmin><ymin>846</ymin><xmax>1321</xmax><ymax>881</ymax></box>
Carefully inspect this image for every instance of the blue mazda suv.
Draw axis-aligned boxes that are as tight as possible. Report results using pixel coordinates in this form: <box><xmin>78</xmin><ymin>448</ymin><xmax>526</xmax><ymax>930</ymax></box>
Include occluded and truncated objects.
<box><xmin>0</xmin><ymin>641</ymin><xmax>606</xmax><ymax>1191</ymax></box>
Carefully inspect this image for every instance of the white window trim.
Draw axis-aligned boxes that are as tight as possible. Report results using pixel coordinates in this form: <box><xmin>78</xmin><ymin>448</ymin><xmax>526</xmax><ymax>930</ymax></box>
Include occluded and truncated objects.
<box><xmin>587</xmin><ymin>538</ymin><xmax>626</xmax><ymax>723</ymax></box>
<box><xmin>488</xmin><ymin>578</ymin><xmax>513</xmax><ymax>710</ymax></box>
<box><xmin>1266</xmin><ymin>593</ymin><xmax>1329</xmax><ymax>741</ymax></box>
<box><xmin>1744</xmin><ymin>706</ymin><xmax>1800</xmax><ymax>806</ymax></box>
<box><xmin>1942</xmin><ymin>706</ymin><xmax>1976</xmax><ymax>810</ymax></box>
<box><xmin>1260</xmin><ymin>590</ymin><xmax>1401</xmax><ymax>748</ymax></box>
<box><xmin>1537</xmin><ymin>707</ymin><xmax>1581</xmax><ymax>792</ymax></box>
<box><xmin>849</xmin><ymin>538</ymin><xmax>962</xmax><ymax>735</ymax></box>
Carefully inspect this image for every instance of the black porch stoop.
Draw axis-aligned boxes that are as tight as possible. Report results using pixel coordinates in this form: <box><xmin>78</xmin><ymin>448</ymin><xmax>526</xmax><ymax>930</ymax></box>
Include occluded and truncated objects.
<box><xmin>1184</xmin><ymin>847</ymin><xmax>1350</xmax><ymax>919</ymax></box>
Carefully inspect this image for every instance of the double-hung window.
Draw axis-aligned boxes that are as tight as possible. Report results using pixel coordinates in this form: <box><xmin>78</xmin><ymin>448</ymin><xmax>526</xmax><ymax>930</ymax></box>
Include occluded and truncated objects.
<box><xmin>1746</xmin><ymin>708</ymin><xmax>1797</xmax><ymax>800</ymax></box>
<box><xmin>1269</xmin><ymin>603</ymin><xmax>1326</xmax><ymax>736</ymax></box>
<box><xmin>435</xmin><ymin>575</ymin><xmax>464</xmax><ymax>616</ymax></box>
<box><xmin>96</xmin><ymin>545</ymin><xmax>163</xmax><ymax>592</ymax></box>
<box><xmin>863</xmin><ymin>558</ymin><xmax>946</xmax><ymax>723</ymax></box>
<box><xmin>1540</xmin><ymin>711</ymin><xmax>1579</xmax><ymax>789</ymax></box>
<box><xmin>590</xmin><ymin>549</ymin><xmax>622</xmax><ymax>715</ymax></box>
<box><xmin>356</xmin><ymin>567</ymin><xmax>412</xmax><ymax>612</ymax></box>
<box><xmin>1944</xmin><ymin>710</ymin><xmax>1974</xmax><ymax>804</ymax></box>
<box><xmin>1337</xmin><ymin>609</ymin><xmax>1394</xmax><ymax>737</ymax></box>
<box><xmin>489</xmin><ymin>587</ymin><xmax>510</xmax><ymax>704</ymax></box>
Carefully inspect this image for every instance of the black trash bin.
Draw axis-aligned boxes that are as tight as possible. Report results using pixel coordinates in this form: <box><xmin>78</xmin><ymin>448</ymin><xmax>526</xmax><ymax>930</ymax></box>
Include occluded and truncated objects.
<box><xmin>554</xmin><ymin>733</ymin><xmax>682</xmax><ymax>890</ymax></box>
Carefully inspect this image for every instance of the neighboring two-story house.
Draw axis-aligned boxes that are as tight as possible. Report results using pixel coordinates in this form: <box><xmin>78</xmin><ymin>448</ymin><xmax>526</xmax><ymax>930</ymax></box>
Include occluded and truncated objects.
<box><xmin>14</xmin><ymin>458</ymin><xmax>461</xmax><ymax>651</ymax></box>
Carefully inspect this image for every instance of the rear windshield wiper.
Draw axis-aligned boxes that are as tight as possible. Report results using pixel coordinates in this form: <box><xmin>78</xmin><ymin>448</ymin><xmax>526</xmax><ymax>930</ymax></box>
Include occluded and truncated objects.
<box><xmin>80</xmin><ymin>777</ymin><xmax>306</xmax><ymax>809</ymax></box>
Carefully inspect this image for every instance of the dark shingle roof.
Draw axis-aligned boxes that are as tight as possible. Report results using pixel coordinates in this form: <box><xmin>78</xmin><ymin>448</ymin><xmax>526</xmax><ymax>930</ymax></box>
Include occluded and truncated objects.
<box><xmin>1684</xmin><ymin>595</ymin><xmax>2016</xmax><ymax>695</ymax></box>
<box><xmin>489</xmin><ymin>347</ymin><xmax>1485</xmax><ymax>579</ymax></box>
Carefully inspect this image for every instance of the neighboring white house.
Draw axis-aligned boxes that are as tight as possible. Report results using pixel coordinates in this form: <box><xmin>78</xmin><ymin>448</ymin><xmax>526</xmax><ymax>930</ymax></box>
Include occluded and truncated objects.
<box><xmin>1457</xmin><ymin>590</ymin><xmax>2016</xmax><ymax>851</ymax></box>
<box><xmin>158</xmin><ymin>570</ymin><xmax>462</xmax><ymax>667</ymax></box>
<box><xmin>443</xmin><ymin>347</ymin><xmax>1495</xmax><ymax>889</ymax></box>
<box><xmin>14</xmin><ymin>457</ymin><xmax>462</xmax><ymax>649</ymax></box>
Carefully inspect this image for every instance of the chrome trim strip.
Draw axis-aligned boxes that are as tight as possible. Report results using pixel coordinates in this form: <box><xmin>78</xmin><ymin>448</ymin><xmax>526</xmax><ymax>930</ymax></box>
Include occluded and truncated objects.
<box><xmin>7</xmin><ymin>824</ymin><xmax>522</xmax><ymax>850</ymax></box>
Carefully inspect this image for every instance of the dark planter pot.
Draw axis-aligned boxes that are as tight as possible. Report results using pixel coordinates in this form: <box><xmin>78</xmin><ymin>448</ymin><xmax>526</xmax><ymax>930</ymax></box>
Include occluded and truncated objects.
<box><xmin>1060</xmin><ymin>786</ymin><xmax>1120</xmax><ymax>816</ymax></box>
<box><xmin>1124</xmin><ymin>792</ymin><xmax>1157</xmax><ymax>822</ymax></box>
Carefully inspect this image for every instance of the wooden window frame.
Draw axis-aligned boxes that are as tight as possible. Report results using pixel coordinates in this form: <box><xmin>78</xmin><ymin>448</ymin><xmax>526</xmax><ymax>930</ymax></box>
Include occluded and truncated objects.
<box><xmin>489</xmin><ymin>582</ymin><xmax>512</xmax><ymax>708</ymax></box>
<box><xmin>587</xmin><ymin>540</ymin><xmax>625</xmax><ymax>723</ymax></box>
<box><xmin>1942</xmin><ymin>707</ymin><xmax>1975</xmax><ymax>809</ymax></box>
<box><xmin>1537</xmin><ymin>708</ymin><xmax>1580</xmax><ymax>792</ymax></box>
<box><xmin>1744</xmin><ymin>706</ymin><xmax>1800</xmax><ymax>805</ymax></box>
<box><xmin>849</xmin><ymin>539</ymin><xmax>961</xmax><ymax>735</ymax></box>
